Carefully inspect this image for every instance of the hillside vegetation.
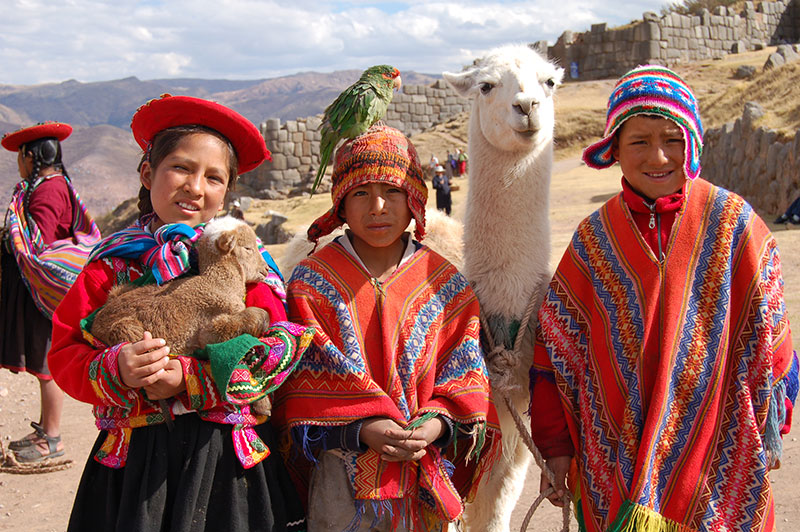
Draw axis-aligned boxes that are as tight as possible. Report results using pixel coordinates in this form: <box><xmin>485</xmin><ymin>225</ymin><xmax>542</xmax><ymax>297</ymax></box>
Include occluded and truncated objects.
<box><xmin>551</xmin><ymin>47</ymin><xmax>800</xmax><ymax>156</ymax></box>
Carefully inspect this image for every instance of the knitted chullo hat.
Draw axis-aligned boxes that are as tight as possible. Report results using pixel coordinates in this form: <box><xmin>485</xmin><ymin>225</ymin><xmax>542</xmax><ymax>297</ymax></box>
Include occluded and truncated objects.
<box><xmin>307</xmin><ymin>124</ymin><xmax>428</xmax><ymax>242</ymax></box>
<box><xmin>582</xmin><ymin>65</ymin><xmax>704</xmax><ymax>180</ymax></box>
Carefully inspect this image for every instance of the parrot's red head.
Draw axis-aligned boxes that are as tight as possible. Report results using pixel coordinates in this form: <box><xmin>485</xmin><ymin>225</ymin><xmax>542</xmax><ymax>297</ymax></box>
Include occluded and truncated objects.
<box><xmin>364</xmin><ymin>64</ymin><xmax>402</xmax><ymax>91</ymax></box>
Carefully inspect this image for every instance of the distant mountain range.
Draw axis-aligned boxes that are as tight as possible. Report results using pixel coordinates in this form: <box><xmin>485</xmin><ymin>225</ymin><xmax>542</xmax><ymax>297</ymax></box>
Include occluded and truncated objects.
<box><xmin>0</xmin><ymin>69</ymin><xmax>440</xmax><ymax>220</ymax></box>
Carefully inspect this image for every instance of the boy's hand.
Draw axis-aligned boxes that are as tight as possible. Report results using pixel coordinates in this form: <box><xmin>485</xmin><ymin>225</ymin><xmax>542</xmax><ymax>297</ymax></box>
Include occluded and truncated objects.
<box><xmin>143</xmin><ymin>358</ymin><xmax>186</xmax><ymax>400</ymax></box>
<box><xmin>360</xmin><ymin>417</ymin><xmax>446</xmax><ymax>462</ymax></box>
<box><xmin>539</xmin><ymin>455</ymin><xmax>572</xmax><ymax>507</ymax></box>
<box><xmin>118</xmin><ymin>331</ymin><xmax>170</xmax><ymax>388</ymax></box>
<box><xmin>410</xmin><ymin>417</ymin><xmax>446</xmax><ymax>447</ymax></box>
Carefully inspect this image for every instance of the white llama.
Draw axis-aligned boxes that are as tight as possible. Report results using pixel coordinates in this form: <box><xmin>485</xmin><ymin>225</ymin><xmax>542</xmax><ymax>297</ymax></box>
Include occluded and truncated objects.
<box><xmin>442</xmin><ymin>44</ymin><xmax>564</xmax><ymax>532</ymax></box>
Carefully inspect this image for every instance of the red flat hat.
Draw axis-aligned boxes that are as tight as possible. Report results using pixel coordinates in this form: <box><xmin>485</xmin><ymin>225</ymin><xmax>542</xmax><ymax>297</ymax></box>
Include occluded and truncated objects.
<box><xmin>131</xmin><ymin>94</ymin><xmax>270</xmax><ymax>174</ymax></box>
<box><xmin>1</xmin><ymin>122</ymin><xmax>73</xmax><ymax>152</ymax></box>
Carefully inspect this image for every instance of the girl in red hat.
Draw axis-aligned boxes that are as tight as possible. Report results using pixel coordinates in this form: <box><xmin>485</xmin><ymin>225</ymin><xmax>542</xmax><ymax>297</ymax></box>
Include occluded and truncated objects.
<box><xmin>48</xmin><ymin>95</ymin><xmax>310</xmax><ymax>532</ymax></box>
<box><xmin>1</xmin><ymin>122</ymin><xmax>101</xmax><ymax>463</ymax></box>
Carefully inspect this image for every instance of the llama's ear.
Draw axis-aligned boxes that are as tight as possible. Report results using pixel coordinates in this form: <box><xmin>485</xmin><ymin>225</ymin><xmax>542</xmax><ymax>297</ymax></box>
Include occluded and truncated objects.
<box><xmin>443</xmin><ymin>69</ymin><xmax>478</xmax><ymax>97</ymax></box>
<box><xmin>215</xmin><ymin>231</ymin><xmax>236</xmax><ymax>254</ymax></box>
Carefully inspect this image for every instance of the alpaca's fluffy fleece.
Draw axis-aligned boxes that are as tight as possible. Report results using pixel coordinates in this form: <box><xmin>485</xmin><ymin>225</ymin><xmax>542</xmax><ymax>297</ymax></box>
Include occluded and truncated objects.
<box><xmin>442</xmin><ymin>44</ymin><xmax>563</xmax><ymax>532</ymax></box>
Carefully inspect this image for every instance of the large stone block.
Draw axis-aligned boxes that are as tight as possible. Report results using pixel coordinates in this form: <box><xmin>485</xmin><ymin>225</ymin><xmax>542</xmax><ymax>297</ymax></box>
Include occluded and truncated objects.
<box><xmin>283</xmin><ymin>168</ymin><xmax>302</xmax><ymax>186</ymax></box>
<box><xmin>764</xmin><ymin>51</ymin><xmax>785</xmax><ymax>69</ymax></box>
<box><xmin>265</xmin><ymin>118</ymin><xmax>281</xmax><ymax>131</ymax></box>
<box><xmin>278</xmin><ymin>130</ymin><xmax>288</xmax><ymax>141</ymax></box>
<box><xmin>286</xmin><ymin>121</ymin><xmax>298</xmax><ymax>133</ymax></box>
<box><xmin>270</xmin><ymin>153</ymin><xmax>288</xmax><ymax>171</ymax></box>
<box><xmin>306</xmin><ymin>116</ymin><xmax>322</xmax><ymax>131</ymax></box>
<box><xmin>778</xmin><ymin>44</ymin><xmax>800</xmax><ymax>62</ymax></box>
<box><xmin>643</xmin><ymin>11</ymin><xmax>659</xmax><ymax>22</ymax></box>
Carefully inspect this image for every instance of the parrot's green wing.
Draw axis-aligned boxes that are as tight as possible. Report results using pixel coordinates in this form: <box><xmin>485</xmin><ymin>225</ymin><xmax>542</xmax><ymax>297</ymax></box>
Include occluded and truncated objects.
<box><xmin>312</xmin><ymin>66</ymin><xmax>399</xmax><ymax>193</ymax></box>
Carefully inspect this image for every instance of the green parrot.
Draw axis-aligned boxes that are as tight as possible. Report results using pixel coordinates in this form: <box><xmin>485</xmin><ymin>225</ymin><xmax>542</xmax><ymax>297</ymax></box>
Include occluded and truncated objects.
<box><xmin>312</xmin><ymin>64</ymin><xmax>402</xmax><ymax>192</ymax></box>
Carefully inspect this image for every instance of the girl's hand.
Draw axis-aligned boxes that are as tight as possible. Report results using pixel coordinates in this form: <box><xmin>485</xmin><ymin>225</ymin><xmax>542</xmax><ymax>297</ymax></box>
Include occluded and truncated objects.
<box><xmin>143</xmin><ymin>358</ymin><xmax>186</xmax><ymax>400</ymax></box>
<box><xmin>118</xmin><ymin>331</ymin><xmax>171</xmax><ymax>388</ymax></box>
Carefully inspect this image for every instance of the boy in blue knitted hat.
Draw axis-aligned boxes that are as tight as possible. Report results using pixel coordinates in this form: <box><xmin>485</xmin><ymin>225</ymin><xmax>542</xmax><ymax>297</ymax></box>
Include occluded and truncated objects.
<box><xmin>530</xmin><ymin>65</ymin><xmax>797</xmax><ymax>531</ymax></box>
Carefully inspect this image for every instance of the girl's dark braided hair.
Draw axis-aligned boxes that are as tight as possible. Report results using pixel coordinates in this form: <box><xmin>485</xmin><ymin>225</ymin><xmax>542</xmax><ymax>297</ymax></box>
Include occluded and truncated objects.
<box><xmin>20</xmin><ymin>137</ymin><xmax>69</xmax><ymax>220</ymax></box>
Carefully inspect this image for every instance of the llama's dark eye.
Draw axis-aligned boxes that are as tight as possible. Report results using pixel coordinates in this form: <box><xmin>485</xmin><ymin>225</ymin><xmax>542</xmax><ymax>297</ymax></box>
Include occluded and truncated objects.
<box><xmin>479</xmin><ymin>82</ymin><xmax>494</xmax><ymax>94</ymax></box>
<box><xmin>545</xmin><ymin>78</ymin><xmax>555</xmax><ymax>89</ymax></box>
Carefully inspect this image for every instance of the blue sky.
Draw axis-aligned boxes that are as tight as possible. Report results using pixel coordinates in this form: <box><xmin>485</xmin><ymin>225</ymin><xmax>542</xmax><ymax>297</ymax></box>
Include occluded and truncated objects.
<box><xmin>0</xmin><ymin>0</ymin><xmax>667</xmax><ymax>85</ymax></box>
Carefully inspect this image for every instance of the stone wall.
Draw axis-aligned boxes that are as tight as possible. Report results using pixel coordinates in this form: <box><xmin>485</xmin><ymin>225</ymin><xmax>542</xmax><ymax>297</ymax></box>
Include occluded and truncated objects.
<box><xmin>242</xmin><ymin>79</ymin><xmax>470</xmax><ymax>197</ymax></box>
<box><xmin>702</xmin><ymin>102</ymin><xmax>799</xmax><ymax>214</ymax></box>
<box><xmin>549</xmin><ymin>0</ymin><xmax>800</xmax><ymax>81</ymax></box>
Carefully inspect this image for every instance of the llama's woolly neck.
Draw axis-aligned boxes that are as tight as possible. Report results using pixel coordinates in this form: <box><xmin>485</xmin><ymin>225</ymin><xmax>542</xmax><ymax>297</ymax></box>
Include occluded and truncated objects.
<box><xmin>462</xmin><ymin>106</ymin><xmax>552</xmax><ymax>320</ymax></box>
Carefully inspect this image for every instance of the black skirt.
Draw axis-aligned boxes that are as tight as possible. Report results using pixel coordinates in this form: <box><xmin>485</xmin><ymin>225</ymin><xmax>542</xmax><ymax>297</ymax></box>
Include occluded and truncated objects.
<box><xmin>0</xmin><ymin>246</ymin><xmax>52</xmax><ymax>377</ymax></box>
<box><xmin>68</xmin><ymin>415</ymin><xmax>306</xmax><ymax>532</ymax></box>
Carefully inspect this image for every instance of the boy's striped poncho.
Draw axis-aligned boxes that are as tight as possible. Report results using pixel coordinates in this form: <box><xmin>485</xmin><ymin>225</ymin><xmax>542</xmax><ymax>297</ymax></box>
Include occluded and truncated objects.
<box><xmin>275</xmin><ymin>240</ymin><xmax>500</xmax><ymax>531</ymax></box>
<box><xmin>533</xmin><ymin>177</ymin><xmax>798</xmax><ymax>532</ymax></box>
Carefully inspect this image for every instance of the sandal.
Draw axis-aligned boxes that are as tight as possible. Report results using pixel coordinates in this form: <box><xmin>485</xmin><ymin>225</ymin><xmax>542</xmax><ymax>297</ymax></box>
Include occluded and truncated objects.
<box><xmin>11</xmin><ymin>424</ymin><xmax>63</xmax><ymax>463</ymax></box>
<box><xmin>9</xmin><ymin>422</ymin><xmax>48</xmax><ymax>450</ymax></box>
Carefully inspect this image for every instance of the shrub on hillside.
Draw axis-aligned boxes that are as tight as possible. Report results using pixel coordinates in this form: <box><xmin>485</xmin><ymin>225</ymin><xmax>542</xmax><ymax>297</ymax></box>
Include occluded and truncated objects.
<box><xmin>661</xmin><ymin>0</ymin><xmax>739</xmax><ymax>16</ymax></box>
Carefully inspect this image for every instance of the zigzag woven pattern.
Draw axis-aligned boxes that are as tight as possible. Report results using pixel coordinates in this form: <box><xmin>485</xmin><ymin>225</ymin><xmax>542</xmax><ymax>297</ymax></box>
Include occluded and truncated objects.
<box><xmin>534</xmin><ymin>178</ymin><xmax>796</xmax><ymax>532</ymax></box>
<box><xmin>276</xmin><ymin>241</ymin><xmax>500</xmax><ymax>527</ymax></box>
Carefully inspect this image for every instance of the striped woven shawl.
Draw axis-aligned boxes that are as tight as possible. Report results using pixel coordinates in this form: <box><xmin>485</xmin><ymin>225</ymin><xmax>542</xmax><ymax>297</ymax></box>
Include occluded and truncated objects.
<box><xmin>4</xmin><ymin>174</ymin><xmax>101</xmax><ymax>319</ymax></box>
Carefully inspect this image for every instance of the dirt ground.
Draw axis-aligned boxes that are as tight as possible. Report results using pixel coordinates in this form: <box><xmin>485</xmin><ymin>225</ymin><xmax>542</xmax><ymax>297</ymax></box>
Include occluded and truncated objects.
<box><xmin>1</xmin><ymin>157</ymin><xmax>799</xmax><ymax>531</ymax></box>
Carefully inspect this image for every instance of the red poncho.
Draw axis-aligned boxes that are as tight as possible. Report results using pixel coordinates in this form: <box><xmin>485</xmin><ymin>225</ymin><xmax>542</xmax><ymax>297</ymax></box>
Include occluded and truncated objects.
<box><xmin>275</xmin><ymin>240</ymin><xmax>500</xmax><ymax>529</ymax></box>
<box><xmin>532</xmin><ymin>178</ymin><xmax>797</xmax><ymax>532</ymax></box>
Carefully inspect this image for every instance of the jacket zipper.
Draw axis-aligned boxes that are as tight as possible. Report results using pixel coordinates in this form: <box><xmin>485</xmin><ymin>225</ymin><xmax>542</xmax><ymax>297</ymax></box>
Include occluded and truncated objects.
<box><xmin>644</xmin><ymin>200</ymin><xmax>664</xmax><ymax>263</ymax></box>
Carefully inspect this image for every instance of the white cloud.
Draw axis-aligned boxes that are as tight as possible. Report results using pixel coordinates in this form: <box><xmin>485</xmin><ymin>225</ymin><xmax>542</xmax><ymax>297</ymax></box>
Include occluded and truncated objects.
<box><xmin>0</xmin><ymin>0</ymin><xmax>666</xmax><ymax>84</ymax></box>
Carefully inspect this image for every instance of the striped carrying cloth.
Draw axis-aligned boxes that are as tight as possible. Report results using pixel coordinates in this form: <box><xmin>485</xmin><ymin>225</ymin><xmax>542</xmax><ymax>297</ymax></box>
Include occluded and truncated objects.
<box><xmin>533</xmin><ymin>178</ymin><xmax>798</xmax><ymax>532</ymax></box>
<box><xmin>4</xmin><ymin>174</ymin><xmax>101</xmax><ymax>319</ymax></box>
